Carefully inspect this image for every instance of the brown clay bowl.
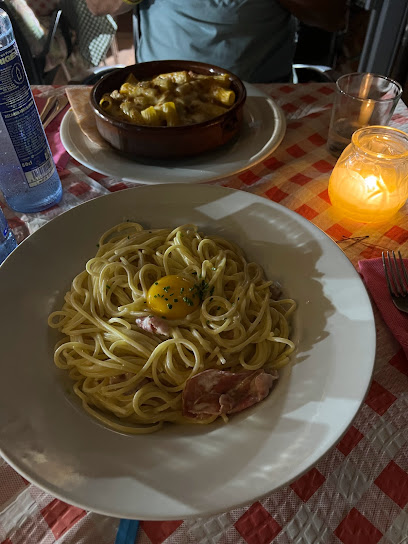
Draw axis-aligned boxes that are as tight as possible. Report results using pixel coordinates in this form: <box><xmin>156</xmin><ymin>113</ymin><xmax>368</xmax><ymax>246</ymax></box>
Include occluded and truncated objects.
<box><xmin>90</xmin><ymin>60</ymin><xmax>247</xmax><ymax>160</ymax></box>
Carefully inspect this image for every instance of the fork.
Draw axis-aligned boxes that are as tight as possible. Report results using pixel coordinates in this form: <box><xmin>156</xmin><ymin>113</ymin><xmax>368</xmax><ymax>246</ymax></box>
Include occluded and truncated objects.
<box><xmin>382</xmin><ymin>251</ymin><xmax>408</xmax><ymax>313</ymax></box>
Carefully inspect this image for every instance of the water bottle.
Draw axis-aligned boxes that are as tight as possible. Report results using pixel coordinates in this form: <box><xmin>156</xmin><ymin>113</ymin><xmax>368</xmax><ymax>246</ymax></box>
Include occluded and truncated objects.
<box><xmin>0</xmin><ymin>207</ymin><xmax>17</xmax><ymax>263</ymax></box>
<box><xmin>0</xmin><ymin>9</ymin><xmax>62</xmax><ymax>213</ymax></box>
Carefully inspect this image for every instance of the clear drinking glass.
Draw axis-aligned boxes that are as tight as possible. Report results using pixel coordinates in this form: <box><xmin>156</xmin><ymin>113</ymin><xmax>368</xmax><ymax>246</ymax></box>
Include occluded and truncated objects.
<box><xmin>327</xmin><ymin>72</ymin><xmax>402</xmax><ymax>157</ymax></box>
<box><xmin>328</xmin><ymin>125</ymin><xmax>408</xmax><ymax>223</ymax></box>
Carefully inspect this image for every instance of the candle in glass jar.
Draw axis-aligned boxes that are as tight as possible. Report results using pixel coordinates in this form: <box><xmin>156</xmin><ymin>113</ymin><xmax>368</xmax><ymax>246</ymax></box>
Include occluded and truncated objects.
<box><xmin>328</xmin><ymin>126</ymin><xmax>408</xmax><ymax>223</ymax></box>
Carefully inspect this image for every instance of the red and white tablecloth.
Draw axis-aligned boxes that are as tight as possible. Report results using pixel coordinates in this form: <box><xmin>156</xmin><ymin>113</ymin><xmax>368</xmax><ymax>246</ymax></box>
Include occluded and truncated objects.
<box><xmin>1</xmin><ymin>83</ymin><xmax>408</xmax><ymax>544</ymax></box>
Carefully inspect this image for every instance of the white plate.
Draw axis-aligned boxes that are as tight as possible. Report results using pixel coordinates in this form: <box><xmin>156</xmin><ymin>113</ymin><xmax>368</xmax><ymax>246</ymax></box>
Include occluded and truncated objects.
<box><xmin>60</xmin><ymin>83</ymin><xmax>286</xmax><ymax>184</ymax></box>
<box><xmin>0</xmin><ymin>185</ymin><xmax>375</xmax><ymax>520</ymax></box>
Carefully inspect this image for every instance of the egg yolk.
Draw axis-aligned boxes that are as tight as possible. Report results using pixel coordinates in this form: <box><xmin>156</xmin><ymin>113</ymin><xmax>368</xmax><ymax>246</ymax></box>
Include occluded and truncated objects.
<box><xmin>146</xmin><ymin>275</ymin><xmax>200</xmax><ymax>319</ymax></box>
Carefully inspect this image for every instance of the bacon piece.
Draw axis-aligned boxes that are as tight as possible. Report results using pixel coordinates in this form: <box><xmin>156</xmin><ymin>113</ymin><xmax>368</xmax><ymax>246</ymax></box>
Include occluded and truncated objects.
<box><xmin>135</xmin><ymin>316</ymin><xmax>170</xmax><ymax>336</ymax></box>
<box><xmin>182</xmin><ymin>368</ymin><xmax>278</xmax><ymax>420</ymax></box>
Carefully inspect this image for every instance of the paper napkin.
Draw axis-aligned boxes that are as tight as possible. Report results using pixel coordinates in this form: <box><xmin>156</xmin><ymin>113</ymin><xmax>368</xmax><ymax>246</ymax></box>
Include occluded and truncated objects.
<box><xmin>65</xmin><ymin>86</ymin><xmax>110</xmax><ymax>148</ymax></box>
<box><xmin>359</xmin><ymin>257</ymin><xmax>408</xmax><ymax>357</ymax></box>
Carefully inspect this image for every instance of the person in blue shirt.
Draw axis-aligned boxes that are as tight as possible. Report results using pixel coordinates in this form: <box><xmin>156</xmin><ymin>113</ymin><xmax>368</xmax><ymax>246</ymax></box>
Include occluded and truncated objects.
<box><xmin>85</xmin><ymin>0</ymin><xmax>347</xmax><ymax>83</ymax></box>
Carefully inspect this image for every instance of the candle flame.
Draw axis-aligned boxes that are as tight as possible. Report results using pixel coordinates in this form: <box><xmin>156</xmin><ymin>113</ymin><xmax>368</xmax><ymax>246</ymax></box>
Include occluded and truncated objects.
<box><xmin>364</xmin><ymin>174</ymin><xmax>383</xmax><ymax>192</ymax></box>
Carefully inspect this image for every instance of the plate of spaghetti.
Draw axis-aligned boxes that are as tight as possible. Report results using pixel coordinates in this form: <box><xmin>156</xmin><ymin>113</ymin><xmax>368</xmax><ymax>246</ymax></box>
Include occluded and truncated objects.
<box><xmin>0</xmin><ymin>184</ymin><xmax>375</xmax><ymax>519</ymax></box>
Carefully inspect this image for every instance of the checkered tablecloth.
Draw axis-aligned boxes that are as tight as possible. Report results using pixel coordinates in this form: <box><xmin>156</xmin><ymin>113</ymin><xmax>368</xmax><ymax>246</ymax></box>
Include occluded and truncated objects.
<box><xmin>1</xmin><ymin>83</ymin><xmax>408</xmax><ymax>544</ymax></box>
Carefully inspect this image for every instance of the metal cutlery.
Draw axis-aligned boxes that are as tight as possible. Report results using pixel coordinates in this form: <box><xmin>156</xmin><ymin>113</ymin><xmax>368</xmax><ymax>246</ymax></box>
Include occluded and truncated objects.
<box><xmin>382</xmin><ymin>250</ymin><xmax>408</xmax><ymax>313</ymax></box>
<box><xmin>40</xmin><ymin>94</ymin><xmax>69</xmax><ymax>129</ymax></box>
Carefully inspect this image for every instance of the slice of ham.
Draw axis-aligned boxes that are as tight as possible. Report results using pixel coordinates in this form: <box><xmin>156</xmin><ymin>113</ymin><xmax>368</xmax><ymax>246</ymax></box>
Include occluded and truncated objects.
<box><xmin>182</xmin><ymin>368</ymin><xmax>278</xmax><ymax>420</ymax></box>
<box><xmin>135</xmin><ymin>316</ymin><xmax>170</xmax><ymax>336</ymax></box>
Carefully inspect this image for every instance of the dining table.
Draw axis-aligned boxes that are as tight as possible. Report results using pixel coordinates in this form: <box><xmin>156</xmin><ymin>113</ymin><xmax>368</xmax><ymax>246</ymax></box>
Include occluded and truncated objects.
<box><xmin>1</xmin><ymin>81</ymin><xmax>408</xmax><ymax>544</ymax></box>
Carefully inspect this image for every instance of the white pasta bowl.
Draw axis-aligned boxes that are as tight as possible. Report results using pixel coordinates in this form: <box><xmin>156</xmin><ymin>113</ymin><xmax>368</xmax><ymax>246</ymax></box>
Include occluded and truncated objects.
<box><xmin>0</xmin><ymin>184</ymin><xmax>376</xmax><ymax>519</ymax></box>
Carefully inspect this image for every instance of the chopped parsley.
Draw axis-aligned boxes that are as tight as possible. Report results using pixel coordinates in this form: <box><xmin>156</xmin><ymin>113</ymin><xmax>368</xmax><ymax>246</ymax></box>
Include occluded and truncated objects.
<box><xmin>167</xmin><ymin>303</ymin><xmax>173</xmax><ymax>309</ymax></box>
<box><xmin>183</xmin><ymin>296</ymin><xmax>194</xmax><ymax>306</ymax></box>
<box><xmin>185</xmin><ymin>278</ymin><xmax>212</xmax><ymax>302</ymax></box>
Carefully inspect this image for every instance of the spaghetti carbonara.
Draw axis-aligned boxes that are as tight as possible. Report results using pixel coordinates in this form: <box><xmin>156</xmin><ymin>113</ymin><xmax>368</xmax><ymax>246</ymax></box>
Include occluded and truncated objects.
<box><xmin>48</xmin><ymin>224</ymin><xmax>296</xmax><ymax>434</ymax></box>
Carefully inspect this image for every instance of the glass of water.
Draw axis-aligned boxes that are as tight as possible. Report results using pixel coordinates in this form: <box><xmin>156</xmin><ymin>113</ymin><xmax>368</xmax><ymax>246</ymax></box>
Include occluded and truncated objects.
<box><xmin>327</xmin><ymin>72</ymin><xmax>402</xmax><ymax>157</ymax></box>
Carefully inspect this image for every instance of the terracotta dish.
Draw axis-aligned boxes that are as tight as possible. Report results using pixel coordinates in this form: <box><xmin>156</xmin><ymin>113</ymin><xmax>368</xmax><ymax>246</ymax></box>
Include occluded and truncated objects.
<box><xmin>90</xmin><ymin>60</ymin><xmax>247</xmax><ymax>160</ymax></box>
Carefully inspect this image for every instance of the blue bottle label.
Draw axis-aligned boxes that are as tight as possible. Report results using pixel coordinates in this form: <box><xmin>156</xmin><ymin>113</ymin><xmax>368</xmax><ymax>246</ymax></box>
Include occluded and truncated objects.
<box><xmin>0</xmin><ymin>41</ymin><xmax>55</xmax><ymax>188</ymax></box>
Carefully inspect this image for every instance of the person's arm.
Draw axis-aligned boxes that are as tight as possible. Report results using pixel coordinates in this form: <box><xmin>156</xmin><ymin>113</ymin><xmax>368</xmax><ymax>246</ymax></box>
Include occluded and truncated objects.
<box><xmin>85</xmin><ymin>0</ymin><xmax>134</xmax><ymax>16</ymax></box>
<box><xmin>277</xmin><ymin>0</ymin><xmax>348</xmax><ymax>32</ymax></box>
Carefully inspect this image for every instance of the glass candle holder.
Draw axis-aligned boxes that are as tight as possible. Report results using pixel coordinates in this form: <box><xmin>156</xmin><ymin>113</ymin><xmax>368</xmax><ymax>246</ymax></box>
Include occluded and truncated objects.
<box><xmin>328</xmin><ymin>125</ymin><xmax>408</xmax><ymax>223</ymax></box>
